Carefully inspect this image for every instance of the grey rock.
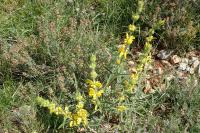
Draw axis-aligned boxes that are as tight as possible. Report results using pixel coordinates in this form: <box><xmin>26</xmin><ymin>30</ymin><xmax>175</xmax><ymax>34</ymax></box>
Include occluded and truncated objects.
<box><xmin>191</xmin><ymin>60</ymin><xmax>200</xmax><ymax>69</ymax></box>
<box><xmin>178</xmin><ymin>63</ymin><xmax>187</xmax><ymax>71</ymax></box>
<box><xmin>189</xmin><ymin>68</ymin><xmax>195</xmax><ymax>74</ymax></box>
<box><xmin>157</xmin><ymin>50</ymin><xmax>173</xmax><ymax>60</ymax></box>
<box><xmin>161</xmin><ymin>60</ymin><xmax>172</xmax><ymax>67</ymax></box>
<box><xmin>186</xmin><ymin>66</ymin><xmax>190</xmax><ymax>72</ymax></box>
<box><xmin>191</xmin><ymin>57</ymin><xmax>199</xmax><ymax>62</ymax></box>
<box><xmin>181</xmin><ymin>58</ymin><xmax>189</xmax><ymax>64</ymax></box>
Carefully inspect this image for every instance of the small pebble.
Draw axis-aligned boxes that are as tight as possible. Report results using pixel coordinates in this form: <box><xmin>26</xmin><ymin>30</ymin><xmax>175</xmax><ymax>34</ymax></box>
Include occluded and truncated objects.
<box><xmin>191</xmin><ymin>60</ymin><xmax>199</xmax><ymax>69</ymax></box>
<box><xmin>186</xmin><ymin>66</ymin><xmax>190</xmax><ymax>72</ymax></box>
<box><xmin>181</xmin><ymin>58</ymin><xmax>189</xmax><ymax>64</ymax></box>
<box><xmin>189</xmin><ymin>68</ymin><xmax>195</xmax><ymax>74</ymax></box>
<box><xmin>178</xmin><ymin>63</ymin><xmax>187</xmax><ymax>71</ymax></box>
<box><xmin>161</xmin><ymin>60</ymin><xmax>172</xmax><ymax>67</ymax></box>
<box><xmin>170</xmin><ymin>55</ymin><xmax>181</xmax><ymax>64</ymax></box>
<box><xmin>128</xmin><ymin>61</ymin><xmax>135</xmax><ymax>67</ymax></box>
<box><xmin>157</xmin><ymin>50</ymin><xmax>173</xmax><ymax>60</ymax></box>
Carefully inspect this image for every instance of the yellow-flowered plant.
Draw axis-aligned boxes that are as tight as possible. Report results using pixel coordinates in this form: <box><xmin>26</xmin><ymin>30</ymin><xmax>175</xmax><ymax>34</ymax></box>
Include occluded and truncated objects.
<box><xmin>86</xmin><ymin>54</ymin><xmax>104</xmax><ymax>110</ymax></box>
<box><xmin>70</xmin><ymin>93</ymin><xmax>88</xmax><ymax>127</ymax></box>
<box><xmin>36</xmin><ymin>97</ymin><xmax>72</xmax><ymax>119</ymax></box>
<box><xmin>116</xmin><ymin>0</ymin><xmax>165</xmax><ymax>92</ymax></box>
<box><xmin>115</xmin><ymin>1</ymin><xmax>165</xmax><ymax>115</ymax></box>
<box><xmin>115</xmin><ymin>0</ymin><xmax>145</xmax><ymax>111</ymax></box>
<box><xmin>116</xmin><ymin>0</ymin><xmax>144</xmax><ymax>65</ymax></box>
<box><xmin>36</xmin><ymin>0</ymin><xmax>166</xmax><ymax>130</ymax></box>
<box><xmin>128</xmin><ymin>20</ymin><xmax>165</xmax><ymax>92</ymax></box>
<box><xmin>36</xmin><ymin>93</ymin><xmax>88</xmax><ymax>127</ymax></box>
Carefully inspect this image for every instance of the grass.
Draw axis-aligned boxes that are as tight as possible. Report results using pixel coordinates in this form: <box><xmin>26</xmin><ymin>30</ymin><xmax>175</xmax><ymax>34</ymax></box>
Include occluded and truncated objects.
<box><xmin>0</xmin><ymin>0</ymin><xmax>200</xmax><ymax>132</ymax></box>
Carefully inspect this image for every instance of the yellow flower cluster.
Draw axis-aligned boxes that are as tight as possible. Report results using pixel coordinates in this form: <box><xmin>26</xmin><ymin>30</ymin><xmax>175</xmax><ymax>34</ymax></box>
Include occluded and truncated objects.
<box><xmin>36</xmin><ymin>97</ymin><xmax>72</xmax><ymax>119</ymax></box>
<box><xmin>116</xmin><ymin>105</ymin><xmax>127</xmax><ymax>112</ymax></box>
<box><xmin>37</xmin><ymin>95</ymin><xmax>88</xmax><ymax>127</ymax></box>
<box><xmin>117</xmin><ymin>32</ymin><xmax>135</xmax><ymax>65</ymax></box>
<box><xmin>70</xmin><ymin>94</ymin><xmax>88</xmax><ymax>127</ymax></box>
<box><xmin>87</xmin><ymin>79</ymin><xmax>103</xmax><ymax>101</ymax></box>
<box><xmin>116</xmin><ymin>1</ymin><xmax>144</xmax><ymax>65</ymax></box>
<box><xmin>116</xmin><ymin>0</ymin><xmax>145</xmax><ymax>110</ymax></box>
<box><xmin>87</xmin><ymin>54</ymin><xmax>104</xmax><ymax>110</ymax></box>
<box><xmin>70</xmin><ymin>109</ymin><xmax>88</xmax><ymax>127</ymax></box>
<box><xmin>116</xmin><ymin>95</ymin><xmax>127</xmax><ymax>113</ymax></box>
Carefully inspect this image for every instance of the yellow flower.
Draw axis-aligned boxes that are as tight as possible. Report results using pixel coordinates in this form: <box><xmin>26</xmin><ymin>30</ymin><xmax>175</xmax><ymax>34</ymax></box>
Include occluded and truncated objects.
<box><xmin>149</xmin><ymin>29</ymin><xmax>155</xmax><ymax>34</ymax></box>
<box><xmin>144</xmin><ymin>42</ymin><xmax>152</xmax><ymax>52</ymax></box>
<box><xmin>89</xmin><ymin>88</ymin><xmax>97</xmax><ymax>100</ymax></box>
<box><xmin>124</xmin><ymin>50</ymin><xmax>128</xmax><ymax>59</ymax></box>
<box><xmin>49</xmin><ymin>103</ymin><xmax>56</xmax><ymax>114</ymax></box>
<box><xmin>116</xmin><ymin>105</ymin><xmax>127</xmax><ymax>112</ymax></box>
<box><xmin>158</xmin><ymin>19</ymin><xmax>165</xmax><ymax>26</ymax></box>
<box><xmin>76</xmin><ymin>94</ymin><xmax>84</xmax><ymax>101</ymax></box>
<box><xmin>119</xmin><ymin>95</ymin><xmax>125</xmax><ymax>101</ymax></box>
<box><xmin>37</xmin><ymin>97</ymin><xmax>49</xmax><ymax>107</ymax></box>
<box><xmin>55</xmin><ymin>107</ymin><xmax>64</xmax><ymax>115</ymax></box>
<box><xmin>76</xmin><ymin>101</ymin><xmax>84</xmax><ymax>109</ymax></box>
<box><xmin>116</xmin><ymin>59</ymin><xmax>121</xmax><ymax>65</ymax></box>
<box><xmin>118</xmin><ymin>44</ymin><xmax>125</xmax><ymax>57</ymax></box>
<box><xmin>118</xmin><ymin>45</ymin><xmax>128</xmax><ymax>59</ymax></box>
<box><xmin>130</xmin><ymin>73</ymin><xmax>139</xmax><ymax>85</ymax></box>
<box><xmin>128</xmin><ymin>24</ymin><xmax>136</xmax><ymax>32</ymax></box>
<box><xmin>64</xmin><ymin>107</ymin><xmax>72</xmax><ymax>119</ymax></box>
<box><xmin>124</xmin><ymin>33</ymin><xmax>135</xmax><ymax>45</ymax></box>
<box><xmin>136</xmin><ymin>64</ymin><xmax>144</xmax><ymax>72</ymax></box>
<box><xmin>77</xmin><ymin>109</ymin><xmax>88</xmax><ymax>120</ymax></box>
<box><xmin>132</xmin><ymin>14</ymin><xmax>139</xmax><ymax>21</ymax></box>
<box><xmin>138</xmin><ymin>0</ymin><xmax>144</xmax><ymax>13</ymax></box>
<box><xmin>146</xmin><ymin>35</ymin><xmax>154</xmax><ymax>42</ymax></box>
<box><xmin>97</xmin><ymin>89</ymin><xmax>104</xmax><ymax>97</ymax></box>
<box><xmin>90</xmin><ymin>71</ymin><xmax>97</xmax><ymax>79</ymax></box>
<box><xmin>86</xmin><ymin>79</ymin><xmax>102</xmax><ymax>88</ymax></box>
<box><xmin>70</xmin><ymin>109</ymin><xmax>88</xmax><ymax>127</ymax></box>
<box><xmin>89</xmin><ymin>88</ymin><xmax>104</xmax><ymax>100</ymax></box>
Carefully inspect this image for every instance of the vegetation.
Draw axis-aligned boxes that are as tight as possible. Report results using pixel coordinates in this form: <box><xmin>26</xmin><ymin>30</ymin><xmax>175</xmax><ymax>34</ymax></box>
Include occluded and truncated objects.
<box><xmin>0</xmin><ymin>0</ymin><xmax>200</xmax><ymax>132</ymax></box>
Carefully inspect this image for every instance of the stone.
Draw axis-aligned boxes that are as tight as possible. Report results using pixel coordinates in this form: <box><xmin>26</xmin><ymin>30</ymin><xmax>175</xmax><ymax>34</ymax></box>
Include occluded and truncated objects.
<box><xmin>189</xmin><ymin>68</ymin><xmax>195</xmax><ymax>74</ymax></box>
<box><xmin>181</xmin><ymin>58</ymin><xmax>189</xmax><ymax>64</ymax></box>
<box><xmin>191</xmin><ymin>57</ymin><xmax>199</xmax><ymax>62</ymax></box>
<box><xmin>129</xmin><ymin>67</ymin><xmax>137</xmax><ymax>74</ymax></box>
<box><xmin>170</xmin><ymin>55</ymin><xmax>181</xmax><ymax>64</ymax></box>
<box><xmin>176</xmin><ymin>71</ymin><xmax>187</xmax><ymax>80</ymax></box>
<box><xmin>178</xmin><ymin>63</ymin><xmax>187</xmax><ymax>71</ymax></box>
<box><xmin>191</xmin><ymin>60</ymin><xmax>200</xmax><ymax>69</ymax></box>
<box><xmin>145</xmin><ymin>64</ymin><xmax>153</xmax><ymax>70</ymax></box>
<box><xmin>161</xmin><ymin>60</ymin><xmax>172</xmax><ymax>67</ymax></box>
<box><xmin>157</xmin><ymin>50</ymin><xmax>173</xmax><ymax>60</ymax></box>
<box><xmin>186</xmin><ymin>66</ymin><xmax>190</xmax><ymax>72</ymax></box>
<box><xmin>144</xmin><ymin>80</ymin><xmax>154</xmax><ymax>94</ymax></box>
<box><xmin>198</xmin><ymin>65</ymin><xmax>200</xmax><ymax>77</ymax></box>
<box><xmin>128</xmin><ymin>61</ymin><xmax>135</xmax><ymax>67</ymax></box>
<box><xmin>158</xmin><ymin>67</ymin><xmax>163</xmax><ymax>75</ymax></box>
